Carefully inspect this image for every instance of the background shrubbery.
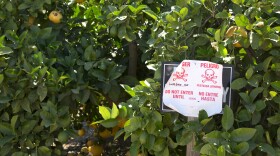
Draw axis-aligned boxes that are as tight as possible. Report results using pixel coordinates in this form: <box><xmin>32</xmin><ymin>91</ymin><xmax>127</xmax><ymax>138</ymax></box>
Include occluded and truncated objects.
<box><xmin>1</xmin><ymin>0</ymin><xmax>280</xmax><ymax>155</ymax></box>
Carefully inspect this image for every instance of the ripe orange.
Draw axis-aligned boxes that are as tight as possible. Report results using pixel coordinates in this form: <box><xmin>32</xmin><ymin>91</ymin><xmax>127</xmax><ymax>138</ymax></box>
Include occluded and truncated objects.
<box><xmin>99</xmin><ymin>129</ymin><xmax>111</xmax><ymax>139</ymax></box>
<box><xmin>77</xmin><ymin>128</ymin><xmax>86</xmax><ymax>137</ymax></box>
<box><xmin>76</xmin><ymin>0</ymin><xmax>85</xmax><ymax>3</ymax></box>
<box><xmin>117</xmin><ymin>118</ymin><xmax>127</xmax><ymax>128</ymax></box>
<box><xmin>225</xmin><ymin>26</ymin><xmax>247</xmax><ymax>38</ymax></box>
<box><xmin>48</xmin><ymin>10</ymin><xmax>62</xmax><ymax>24</ymax></box>
<box><xmin>111</xmin><ymin>126</ymin><xmax>120</xmax><ymax>136</ymax></box>
<box><xmin>86</xmin><ymin>139</ymin><xmax>94</xmax><ymax>146</ymax></box>
<box><xmin>225</xmin><ymin>26</ymin><xmax>238</xmax><ymax>38</ymax></box>
<box><xmin>233</xmin><ymin>42</ymin><xmax>242</xmax><ymax>48</ymax></box>
<box><xmin>88</xmin><ymin>145</ymin><xmax>103</xmax><ymax>156</ymax></box>
<box><xmin>28</xmin><ymin>16</ymin><xmax>35</xmax><ymax>26</ymax></box>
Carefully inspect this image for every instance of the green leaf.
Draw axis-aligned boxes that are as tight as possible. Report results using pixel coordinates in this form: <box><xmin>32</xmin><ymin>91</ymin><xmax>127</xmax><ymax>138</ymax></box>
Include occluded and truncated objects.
<box><xmin>37</xmin><ymin>85</ymin><xmax>48</xmax><ymax>102</ymax></box>
<box><xmin>124</xmin><ymin>117</ymin><xmax>142</xmax><ymax>132</ymax></box>
<box><xmin>176</xmin><ymin>130</ymin><xmax>193</xmax><ymax>145</ymax></box>
<box><xmin>0</xmin><ymin>96</ymin><xmax>11</xmax><ymax>103</ymax></box>
<box><xmin>10</xmin><ymin>115</ymin><xmax>18</xmax><ymax>132</ymax></box>
<box><xmin>111</xmin><ymin>103</ymin><xmax>119</xmax><ymax>119</ymax></box>
<box><xmin>232</xmin><ymin>0</ymin><xmax>245</xmax><ymax>5</ymax></box>
<box><xmin>271</xmin><ymin>81</ymin><xmax>280</xmax><ymax>91</ymax></box>
<box><xmin>250</xmin><ymin>31</ymin><xmax>260</xmax><ymax>49</ymax></box>
<box><xmin>262</xmin><ymin>56</ymin><xmax>273</xmax><ymax>72</ymax></box>
<box><xmin>142</xmin><ymin>10</ymin><xmax>158</xmax><ymax>20</ymax></box>
<box><xmin>231</xmin><ymin>78</ymin><xmax>247</xmax><ymax>90</ymax></box>
<box><xmin>22</xmin><ymin>120</ymin><xmax>37</xmax><ymax>134</ymax></box>
<box><xmin>215</xmin><ymin>10</ymin><xmax>230</xmax><ymax>19</ymax></box>
<box><xmin>230</xmin><ymin>128</ymin><xmax>256</xmax><ymax>142</ymax></box>
<box><xmin>130</xmin><ymin>142</ymin><xmax>140</xmax><ymax>156</ymax></box>
<box><xmin>118</xmin><ymin>26</ymin><xmax>126</xmax><ymax>39</ymax></box>
<box><xmin>84</xmin><ymin>45</ymin><xmax>96</xmax><ymax>61</ymax></box>
<box><xmin>0</xmin><ymin>122</ymin><xmax>13</xmax><ymax>135</ymax></box>
<box><xmin>215</xmin><ymin>29</ymin><xmax>221</xmax><ymax>42</ymax></box>
<box><xmin>0</xmin><ymin>136</ymin><xmax>15</xmax><ymax>147</ymax></box>
<box><xmin>233</xmin><ymin>142</ymin><xmax>249</xmax><ymax>155</ymax></box>
<box><xmin>198</xmin><ymin>110</ymin><xmax>208</xmax><ymax>122</ymax></box>
<box><xmin>249</xmin><ymin>87</ymin><xmax>263</xmax><ymax>101</ymax></box>
<box><xmin>218</xmin><ymin>44</ymin><xmax>228</xmax><ymax>56</ymax></box>
<box><xmin>99</xmin><ymin>106</ymin><xmax>111</xmax><ymax>120</ymax></box>
<box><xmin>0</xmin><ymin>47</ymin><xmax>13</xmax><ymax>55</ymax></box>
<box><xmin>267</xmin><ymin>113</ymin><xmax>280</xmax><ymax>125</ymax></box>
<box><xmin>166</xmin><ymin>14</ymin><xmax>176</xmax><ymax>22</ymax></box>
<box><xmin>200</xmin><ymin>143</ymin><xmax>217</xmax><ymax>155</ymax></box>
<box><xmin>139</xmin><ymin>131</ymin><xmax>148</xmax><ymax>144</ymax></box>
<box><xmin>217</xmin><ymin>145</ymin><xmax>226</xmax><ymax>156</ymax></box>
<box><xmin>222</xmin><ymin>105</ymin><xmax>234</xmax><ymax>131</ymax></box>
<box><xmin>245</xmin><ymin>67</ymin><xmax>254</xmax><ymax>79</ymax></box>
<box><xmin>234</xmin><ymin>14</ymin><xmax>250</xmax><ymax>27</ymax></box>
<box><xmin>154</xmin><ymin>138</ymin><xmax>165</xmax><ymax>152</ymax></box>
<box><xmin>18</xmin><ymin>3</ymin><xmax>30</xmax><ymax>10</ymax></box>
<box><xmin>179</xmin><ymin>7</ymin><xmax>188</xmax><ymax>19</ymax></box>
<box><xmin>255</xmin><ymin>100</ymin><xmax>266</xmax><ymax>111</ymax></box>
<box><xmin>258</xmin><ymin>143</ymin><xmax>276</xmax><ymax>156</ymax></box>
<box><xmin>121</xmin><ymin>84</ymin><xmax>135</xmax><ymax>96</ymax></box>
<box><xmin>39</xmin><ymin>27</ymin><xmax>52</xmax><ymax>39</ymax></box>
<box><xmin>38</xmin><ymin>146</ymin><xmax>51</xmax><ymax>156</ymax></box>
<box><xmin>100</xmin><ymin>119</ymin><xmax>118</xmax><ymax>128</ymax></box>
<box><xmin>277</xmin><ymin>127</ymin><xmax>280</xmax><ymax>146</ymax></box>
<box><xmin>239</xmin><ymin>92</ymin><xmax>252</xmax><ymax>104</ymax></box>
<box><xmin>21</xmin><ymin>98</ymin><xmax>31</xmax><ymax>113</ymax></box>
<box><xmin>0</xmin><ymin>74</ymin><xmax>3</xmax><ymax>85</ymax></box>
<box><xmin>204</xmin><ymin>130</ymin><xmax>222</xmax><ymax>144</ymax></box>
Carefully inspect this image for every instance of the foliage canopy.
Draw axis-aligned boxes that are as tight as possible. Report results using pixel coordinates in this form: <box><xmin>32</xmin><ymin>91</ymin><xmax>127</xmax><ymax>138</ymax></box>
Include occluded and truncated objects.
<box><xmin>0</xmin><ymin>0</ymin><xmax>280</xmax><ymax>155</ymax></box>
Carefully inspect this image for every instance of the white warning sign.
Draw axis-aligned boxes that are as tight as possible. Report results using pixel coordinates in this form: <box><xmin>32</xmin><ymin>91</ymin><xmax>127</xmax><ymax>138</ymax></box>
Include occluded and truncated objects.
<box><xmin>162</xmin><ymin>60</ymin><xmax>224</xmax><ymax>117</ymax></box>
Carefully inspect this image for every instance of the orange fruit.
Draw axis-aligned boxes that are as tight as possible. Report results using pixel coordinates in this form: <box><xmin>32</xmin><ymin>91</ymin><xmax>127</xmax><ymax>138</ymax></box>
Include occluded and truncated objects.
<box><xmin>90</xmin><ymin>123</ymin><xmax>98</xmax><ymax>130</ymax></box>
<box><xmin>48</xmin><ymin>10</ymin><xmax>62</xmax><ymax>24</ymax></box>
<box><xmin>76</xmin><ymin>0</ymin><xmax>85</xmax><ymax>3</ymax></box>
<box><xmin>117</xmin><ymin>118</ymin><xmax>127</xmax><ymax>128</ymax></box>
<box><xmin>88</xmin><ymin>145</ymin><xmax>103</xmax><ymax>156</ymax></box>
<box><xmin>99</xmin><ymin>129</ymin><xmax>111</xmax><ymax>139</ymax></box>
<box><xmin>86</xmin><ymin>139</ymin><xmax>94</xmax><ymax>146</ymax></box>
<box><xmin>111</xmin><ymin>126</ymin><xmax>120</xmax><ymax>136</ymax></box>
<box><xmin>81</xmin><ymin>146</ymin><xmax>89</xmax><ymax>153</ymax></box>
<box><xmin>28</xmin><ymin>16</ymin><xmax>35</xmax><ymax>26</ymax></box>
<box><xmin>233</xmin><ymin>42</ymin><xmax>242</xmax><ymax>48</ymax></box>
<box><xmin>225</xmin><ymin>26</ymin><xmax>247</xmax><ymax>38</ymax></box>
<box><xmin>77</xmin><ymin>128</ymin><xmax>86</xmax><ymax>137</ymax></box>
<box><xmin>225</xmin><ymin>26</ymin><xmax>238</xmax><ymax>38</ymax></box>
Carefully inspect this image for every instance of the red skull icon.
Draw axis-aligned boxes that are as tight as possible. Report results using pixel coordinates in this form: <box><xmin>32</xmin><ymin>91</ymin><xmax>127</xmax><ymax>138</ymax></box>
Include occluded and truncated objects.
<box><xmin>201</xmin><ymin>69</ymin><xmax>217</xmax><ymax>84</ymax></box>
<box><xmin>173</xmin><ymin>67</ymin><xmax>188</xmax><ymax>81</ymax></box>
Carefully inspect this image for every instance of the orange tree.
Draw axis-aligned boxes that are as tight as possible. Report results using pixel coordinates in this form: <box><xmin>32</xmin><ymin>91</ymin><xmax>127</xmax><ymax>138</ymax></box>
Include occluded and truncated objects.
<box><xmin>94</xmin><ymin>0</ymin><xmax>280</xmax><ymax>156</ymax></box>
<box><xmin>0</xmin><ymin>0</ymin><xmax>130</xmax><ymax>155</ymax></box>
<box><xmin>1</xmin><ymin>0</ymin><xmax>280</xmax><ymax>156</ymax></box>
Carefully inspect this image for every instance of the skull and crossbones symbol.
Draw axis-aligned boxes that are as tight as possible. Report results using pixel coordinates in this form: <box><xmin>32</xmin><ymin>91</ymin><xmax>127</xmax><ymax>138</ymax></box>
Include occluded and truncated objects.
<box><xmin>201</xmin><ymin>69</ymin><xmax>217</xmax><ymax>84</ymax></box>
<box><xmin>173</xmin><ymin>67</ymin><xmax>188</xmax><ymax>81</ymax></box>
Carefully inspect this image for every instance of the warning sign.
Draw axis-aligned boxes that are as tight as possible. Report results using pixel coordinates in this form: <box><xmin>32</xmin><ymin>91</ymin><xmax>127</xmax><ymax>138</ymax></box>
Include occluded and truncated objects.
<box><xmin>160</xmin><ymin>60</ymin><xmax>233</xmax><ymax>117</ymax></box>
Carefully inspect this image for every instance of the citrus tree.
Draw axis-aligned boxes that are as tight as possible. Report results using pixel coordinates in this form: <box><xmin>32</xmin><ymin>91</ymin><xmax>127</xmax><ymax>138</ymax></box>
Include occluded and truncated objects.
<box><xmin>93</xmin><ymin>0</ymin><xmax>280</xmax><ymax>155</ymax></box>
<box><xmin>1</xmin><ymin>0</ymin><xmax>280</xmax><ymax>155</ymax></box>
<box><xmin>0</xmin><ymin>0</ymin><xmax>130</xmax><ymax>155</ymax></box>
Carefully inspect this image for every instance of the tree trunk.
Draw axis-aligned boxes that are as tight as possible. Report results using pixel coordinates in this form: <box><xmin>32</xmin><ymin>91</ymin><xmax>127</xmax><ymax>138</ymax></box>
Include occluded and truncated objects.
<box><xmin>128</xmin><ymin>42</ymin><xmax>137</xmax><ymax>77</ymax></box>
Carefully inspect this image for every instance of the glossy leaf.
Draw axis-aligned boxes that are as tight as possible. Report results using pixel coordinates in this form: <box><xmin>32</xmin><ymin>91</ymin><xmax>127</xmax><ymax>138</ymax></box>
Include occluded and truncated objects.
<box><xmin>222</xmin><ymin>105</ymin><xmax>234</xmax><ymax>131</ymax></box>
<box><xmin>231</xmin><ymin>78</ymin><xmax>247</xmax><ymax>90</ymax></box>
<box><xmin>230</xmin><ymin>128</ymin><xmax>256</xmax><ymax>142</ymax></box>
<box><xmin>111</xmin><ymin>103</ymin><xmax>119</xmax><ymax>119</ymax></box>
<box><xmin>267</xmin><ymin>113</ymin><xmax>280</xmax><ymax>125</ymax></box>
<box><xmin>99</xmin><ymin>106</ymin><xmax>111</xmax><ymax>120</ymax></box>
